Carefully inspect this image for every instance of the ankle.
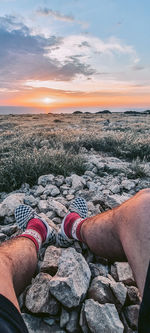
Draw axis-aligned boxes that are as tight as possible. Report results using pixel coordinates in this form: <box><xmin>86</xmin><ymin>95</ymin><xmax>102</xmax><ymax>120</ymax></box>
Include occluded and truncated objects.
<box><xmin>18</xmin><ymin>218</ymin><xmax>47</xmax><ymax>252</ymax></box>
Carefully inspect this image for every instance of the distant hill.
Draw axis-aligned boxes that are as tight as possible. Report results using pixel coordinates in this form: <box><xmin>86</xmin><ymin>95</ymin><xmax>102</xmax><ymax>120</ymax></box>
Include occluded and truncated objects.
<box><xmin>96</xmin><ymin>110</ymin><xmax>111</xmax><ymax>114</ymax></box>
<box><xmin>124</xmin><ymin>110</ymin><xmax>150</xmax><ymax>115</ymax></box>
<box><xmin>73</xmin><ymin>111</ymin><xmax>83</xmax><ymax>114</ymax></box>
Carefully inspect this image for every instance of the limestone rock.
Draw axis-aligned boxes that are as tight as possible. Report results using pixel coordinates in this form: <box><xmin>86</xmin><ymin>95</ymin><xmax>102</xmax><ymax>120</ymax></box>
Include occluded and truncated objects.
<box><xmin>83</xmin><ymin>299</ymin><xmax>124</xmax><ymax>333</ymax></box>
<box><xmin>41</xmin><ymin>246</ymin><xmax>63</xmax><ymax>275</ymax></box>
<box><xmin>111</xmin><ymin>262</ymin><xmax>135</xmax><ymax>285</ymax></box>
<box><xmin>1</xmin><ymin>224</ymin><xmax>17</xmax><ymax>236</ymax></box>
<box><xmin>38</xmin><ymin>200</ymin><xmax>49</xmax><ymax>213</ymax></box>
<box><xmin>126</xmin><ymin>286</ymin><xmax>141</xmax><ymax>305</ymax></box>
<box><xmin>34</xmin><ymin>185</ymin><xmax>45</xmax><ymax>197</ymax></box>
<box><xmin>124</xmin><ymin>305</ymin><xmax>139</xmax><ymax>330</ymax></box>
<box><xmin>110</xmin><ymin>281</ymin><xmax>127</xmax><ymax>311</ymax></box>
<box><xmin>55</xmin><ymin>176</ymin><xmax>65</xmax><ymax>187</ymax></box>
<box><xmin>0</xmin><ymin>232</ymin><xmax>6</xmax><ymax>241</ymax></box>
<box><xmin>80</xmin><ymin>304</ymin><xmax>90</xmax><ymax>333</ymax></box>
<box><xmin>88</xmin><ymin>276</ymin><xmax>114</xmax><ymax>304</ymax></box>
<box><xmin>0</xmin><ymin>193</ymin><xmax>25</xmax><ymax>217</ymax></box>
<box><xmin>89</xmin><ymin>263</ymin><xmax>108</xmax><ymax>278</ymax></box>
<box><xmin>110</xmin><ymin>184</ymin><xmax>121</xmax><ymax>194</ymax></box>
<box><xmin>22</xmin><ymin>314</ymin><xmax>65</xmax><ymax>333</ymax></box>
<box><xmin>24</xmin><ymin>195</ymin><xmax>38</xmax><ymax>207</ymax></box>
<box><xmin>38</xmin><ymin>174</ymin><xmax>54</xmax><ymax>186</ymax></box>
<box><xmin>25</xmin><ymin>273</ymin><xmax>59</xmax><ymax>315</ymax></box>
<box><xmin>121</xmin><ymin>180</ymin><xmax>135</xmax><ymax>191</ymax></box>
<box><xmin>68</xmin><ymin>174</ymin><xmax>85</xmax><ymax>191</ymax></box>
<box><xmin>47</xmin><ymin>198</ymin><xmax>67</xmax><ymax>217</ymax></box>
<box><xmin>60</xmin><ymin>307</ymin><xmax>70</xmax><ymax>328</ymax></box>
<box><xmin>44</xmin><ymin>184</ymin><xmax>60</xmax><ymax>197</ymax></box>
<box><xmin>66</xmin><ymin>310</ymin><xmax>79</xmax><ymax>333</ymax></box>
<box><xmin>49</xmin><ymin>248</ymin><xmax>91</xmax><ymax>308</ymax></box>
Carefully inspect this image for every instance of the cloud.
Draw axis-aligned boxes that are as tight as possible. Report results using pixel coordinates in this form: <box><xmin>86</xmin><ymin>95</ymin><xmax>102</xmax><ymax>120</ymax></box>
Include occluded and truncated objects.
<box><xmin>37</xmin><ymin>8</ymin><xmax>75</xmax><ymax>23</ymax></box>
<box><xmin>36</xmin><ymin>7</ymin><xmax>89</xmax><ymax>29</ymax></box>
<box><xmin>48</xmin><ymin>34</ymin><xmax>139</xmax><ymax>74</ymax></box>
<box><xmin>0</xmin><ymin>15</ymin><xmax>94</xmax><ymax>91</ymax></box>
<box><xmin>132</xmin><ymin>65</ymin><xmax>145</xmax><ymax>71</ymax></box>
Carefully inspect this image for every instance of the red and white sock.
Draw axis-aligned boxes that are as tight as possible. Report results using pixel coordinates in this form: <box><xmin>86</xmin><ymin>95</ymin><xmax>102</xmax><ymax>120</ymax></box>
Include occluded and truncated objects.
<box><xmin>18</xmin><ymin>218</ymin><xmax>47</xmax><ymax>252</ymax></box>
<box><xmin>64</xmin><ymin>212</ymin><xmax>86</xmax><ymax>241</ymax></box>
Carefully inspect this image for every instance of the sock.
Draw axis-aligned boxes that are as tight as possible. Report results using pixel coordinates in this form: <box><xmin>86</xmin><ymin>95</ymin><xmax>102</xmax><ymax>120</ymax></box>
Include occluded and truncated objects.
<box><xmin>64</xmin><ymin>212</ymin><xmax>86</xmax><ymax>241</ymax></box>
<box><xmin>18</xmin><ymin>218</ymin><xmax>47</xmax><ymax>252</ymax></box>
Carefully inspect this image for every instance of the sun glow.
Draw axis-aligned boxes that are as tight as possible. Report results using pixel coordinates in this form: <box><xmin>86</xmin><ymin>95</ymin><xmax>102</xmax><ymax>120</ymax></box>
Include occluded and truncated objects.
<box><xmin>42</xmin><ymin>97</ymin><xmax>55</xmax><ymax>104</ymax></box>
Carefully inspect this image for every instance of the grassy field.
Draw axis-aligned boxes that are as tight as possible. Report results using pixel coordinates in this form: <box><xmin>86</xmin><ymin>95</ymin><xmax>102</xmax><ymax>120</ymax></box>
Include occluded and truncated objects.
<box><xmin>0</xmin><ymin>112</ymin><xmax>150</xmax><ymax>192</ymax></box>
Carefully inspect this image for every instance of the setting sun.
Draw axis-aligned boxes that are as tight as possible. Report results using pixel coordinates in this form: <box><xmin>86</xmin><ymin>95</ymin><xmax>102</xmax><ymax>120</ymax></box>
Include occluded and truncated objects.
<box><xmin>42</xmin><ymin>97</ymin><xmax>55</xmax><ymax>104</ymax></box>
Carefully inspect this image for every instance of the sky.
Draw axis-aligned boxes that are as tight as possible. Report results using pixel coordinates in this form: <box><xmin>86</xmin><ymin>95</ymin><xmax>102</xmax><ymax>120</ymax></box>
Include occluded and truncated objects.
<box><xmin>0</xmin><ymin>0</ymin><xmax>150</xmax><ymax>113</ymax></box>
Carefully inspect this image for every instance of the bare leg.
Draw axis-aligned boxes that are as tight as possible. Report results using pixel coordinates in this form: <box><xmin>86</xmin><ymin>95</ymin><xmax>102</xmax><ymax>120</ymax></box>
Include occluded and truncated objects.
<box><xmin>81</xmin><ymin>189</ymin><xmax>150</xmax><ymax>296</ymax></box>
<box><xmin>0</xmin><ymin>237</ymin><xmax>37</xmax><ymax>312</ymax></box>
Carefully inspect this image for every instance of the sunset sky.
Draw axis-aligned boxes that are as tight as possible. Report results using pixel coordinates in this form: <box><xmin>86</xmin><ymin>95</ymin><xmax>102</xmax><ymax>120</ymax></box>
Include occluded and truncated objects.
<box><xmin>0</xmin><ymin>0</ymin><xmax>150</xmax><ymax>113</ymax></box>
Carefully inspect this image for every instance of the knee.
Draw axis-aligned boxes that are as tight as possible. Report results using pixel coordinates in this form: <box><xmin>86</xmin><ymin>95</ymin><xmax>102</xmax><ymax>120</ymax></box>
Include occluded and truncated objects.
<box><xmin>138</xmin><ymin>188</ymin><xmax>150</xmax><ymax>197</ymax></box>
<box><xmin>136</xmin><ymin>188</ymin><xmax>150</xmax><ymax>206</ymax></box>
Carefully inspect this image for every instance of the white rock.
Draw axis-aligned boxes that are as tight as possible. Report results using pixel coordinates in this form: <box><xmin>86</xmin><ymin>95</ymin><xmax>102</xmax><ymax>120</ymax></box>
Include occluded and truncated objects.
<box><xmin>111</xmin><ymin>262</ymin><xmax>135</xmax><ymax>285</ymax></box>
<box><xmin>34</xmin><ymin>185</ymin><xmax>45</xmax><ymax>197</ymax></box>
<box><xmin>38</xmin><ymin>200</ymin><xmax>49</xmax><ymax>213</ymax></box>
<box><xmin>0</xmin><ymin>193</ymin><xmax>25</xmax><ymax>217</ymax></box>
<box><xmin>88</xmin><ymin>276</ymin><xmax>114</xmax><ymax>304</ymax></box>
<box><xmin>49</xmin><ymin>248</ymin><xmax>91</xmax><ymax>308</ymax></box>
<box><xmin>47</xmin><ymin>198</ymin><xmax>67</xmax><ymax>217</ymax></box>
<box><xmin>38</xmin><ymin>174</ymin><xmax>54</xmax><ymax>186</ymax></box>
<box><xmin>84</xmin><ymin>299</ymin><xmax>124</xmax><ymax>333</ymax></box>
<box><xmin>44</xmin><ymin>184</ymin><xmax>60</xmax><ymax>197</ymax></box>
<box><xmin>121</xmin><ymin>180</ymin><xmax>135</xmax><ymax>191</ymax></box>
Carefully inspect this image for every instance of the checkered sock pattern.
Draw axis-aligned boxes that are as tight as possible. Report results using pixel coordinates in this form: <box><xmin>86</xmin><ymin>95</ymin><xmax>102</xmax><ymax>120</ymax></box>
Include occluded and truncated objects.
<box><xmin>15</xmin><ymin>205</ymin><xmax>56</xmax><ymax>250</ymax></box>
<box><xmin>57</xmin><ymin>197</ymin><xmax>88</xmax><ymax>247</ymax></box>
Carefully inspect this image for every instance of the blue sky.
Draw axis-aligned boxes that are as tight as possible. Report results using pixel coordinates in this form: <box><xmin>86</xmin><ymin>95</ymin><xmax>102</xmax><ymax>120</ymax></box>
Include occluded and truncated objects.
<box><xmin>0</xmin><ymin>0</ymin><xmax>150</xmax><ymax>112</ymax></box>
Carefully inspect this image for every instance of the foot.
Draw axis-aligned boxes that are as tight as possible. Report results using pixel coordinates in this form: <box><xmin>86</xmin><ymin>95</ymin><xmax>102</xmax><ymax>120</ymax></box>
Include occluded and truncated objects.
<box><xmin>15</xmin><ymin>205</ymin><xmax>56</xmax><ymax>245</ymax></box>
<box><xmin>57</xmin><ymin>197</ymin><xmax>88</xmax><ymax>247</ymax></box>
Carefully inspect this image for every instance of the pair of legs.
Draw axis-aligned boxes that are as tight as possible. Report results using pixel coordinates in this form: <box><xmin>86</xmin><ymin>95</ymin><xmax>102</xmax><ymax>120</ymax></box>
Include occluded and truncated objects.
<box><xmin>0</xmin><ymin>188</ymin><xmax>150</xmax><ymax>312</ymax></box>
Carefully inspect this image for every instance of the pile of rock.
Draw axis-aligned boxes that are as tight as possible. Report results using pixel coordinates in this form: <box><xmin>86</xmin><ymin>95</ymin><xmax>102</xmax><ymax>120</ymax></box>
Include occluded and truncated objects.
<box><xmin>0</xmin><ymin>157</ymin><xmax>144</xmax><ymax>332</ymax></box>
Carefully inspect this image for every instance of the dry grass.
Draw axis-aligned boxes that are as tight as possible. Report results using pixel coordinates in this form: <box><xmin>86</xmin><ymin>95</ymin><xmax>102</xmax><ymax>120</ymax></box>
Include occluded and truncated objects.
<box><xmin>0</xmin><ymin>112</ymin><xmax>150</xmax><ymax>192</ymax></box>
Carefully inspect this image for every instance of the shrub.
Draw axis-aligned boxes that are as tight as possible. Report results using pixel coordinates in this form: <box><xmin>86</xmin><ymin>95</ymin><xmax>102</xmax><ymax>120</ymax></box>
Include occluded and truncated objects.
<box><xmin>0</xmin><ymin>148</ymin><xmax>86</xmax><ymax>192</ymax></box>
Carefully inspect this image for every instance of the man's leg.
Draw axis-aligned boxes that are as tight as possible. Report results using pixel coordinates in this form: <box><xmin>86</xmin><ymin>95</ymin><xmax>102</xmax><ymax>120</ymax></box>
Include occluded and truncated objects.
<box><xmin>60</xmin><ymin>189</ymin><xmax>150</xmax><ymax>297</ymax></box>
<box><xmin>0</xmin><ymin>237</ymin><xmax>37</xmax><ymax>312</ymax></box>
<box><xmin>0</xmin><ymin>205</ymin><xmax>57</xmax><ymax>312</ymax></box>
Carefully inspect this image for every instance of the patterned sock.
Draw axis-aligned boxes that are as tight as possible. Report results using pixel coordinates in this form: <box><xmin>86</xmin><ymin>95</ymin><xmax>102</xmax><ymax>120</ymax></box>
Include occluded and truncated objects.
<box><xmin>18</xmin><ymin>218</ymin><xmax>47</xmax><ymax>252</ymax></box>
<box><xmin>64</xmin><ymin>212</ymin><xmax>86</xmax><ymax>241</ymax></box>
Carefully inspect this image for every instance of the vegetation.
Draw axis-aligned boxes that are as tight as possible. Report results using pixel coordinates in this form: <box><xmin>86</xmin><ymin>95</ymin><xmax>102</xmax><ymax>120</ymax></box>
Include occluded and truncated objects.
<box><xmin>0</xmin><ymin>112</ymin><xmax>149</xmax><ymax>192</ymax></box>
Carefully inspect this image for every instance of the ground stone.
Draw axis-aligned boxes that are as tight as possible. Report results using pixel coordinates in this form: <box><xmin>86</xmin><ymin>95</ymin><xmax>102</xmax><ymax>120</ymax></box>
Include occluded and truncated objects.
<box><xmin>38</xmin><ymin>174</ymin><xmax>54</xmax><ymax>186</ymax></box>
<box><xmin>49</xmin><ymin>248</ymin><xmax>91</xmax><ymax>308</ymax></box>
<box><xmin>0</xmin><ymin>193</ymin><xmax>25</xmax><ymax>217</ymax></box>
<box><xmin>40</xmin><ymin>246</ymin><xmax>63</xmax><ymax>275</ymax></box>
<box><xmin>22</xmin><ymin>314</ymin><xmax>65</xmax><ymax>333</ymax></box>
<box><xmin>66</xmin><ymin>310</ymin><xmax>79</xmax><ymax>333</ymax></box>
<box><xmin>124</xmin><ymin>305</ymin><xmax>139</xmax><ymax>330</ymax></box>
<box><xmin>25</xmin><ymin>273</ymin><xmax>59</xmax><ymax>315</ymax></box>
<box><xmin>24</xmin><ymin>195</ymin><xmax>38</xmax><ymax>207</ymax></box>
<box><xmin>60</xmin><ymin>307</ymin><xmax>70</xmax><ymax>328</ymax></box>
<box><xmin>47</xmin><ymin>198</ymin><xmax>68</xmax><ymax>217</ymax></box>
<box><xmin>126</xmin><ymin>286</ymin><xmax>141</xmax><ymax>305</ymax></box>
<box><xmin>110</xmin><ymin>281</ymin><xmax>127</xmax><ymax>311</ymax></box>
<box><xmin>38</xmin><ymin>200</ymin><xmax>49</xmax><ymax>213</ymax></box>
<box><xmin>44</xmin><ymin>184</ymin><xmax>60</xmax><ymax>197</ymax></box>
<box><xmin>88</xmin><ymin>276</ymin><xmax>114</xmax><ymax>304</ymax></box>
<box><xmin>89</xmin><ymin>263</ymin><xmax>108</xmax><ymax>278</ymax></box>
<box><xmin>84</xmin><ymin>299</ymin><xmax>124</xmax><ymax>333</ymax></box>
<box><xmin>111</xmin><ymin>262</ymin><xmax>135</xmax><ymax>285</ymax></box>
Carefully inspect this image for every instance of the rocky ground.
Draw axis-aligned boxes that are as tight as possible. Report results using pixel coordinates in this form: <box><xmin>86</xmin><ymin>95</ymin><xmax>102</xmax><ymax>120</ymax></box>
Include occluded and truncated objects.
<box><xmin>0</xmin><ymin>153</ymin><xmax>149</xmax><ymax>333</ymax></box>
